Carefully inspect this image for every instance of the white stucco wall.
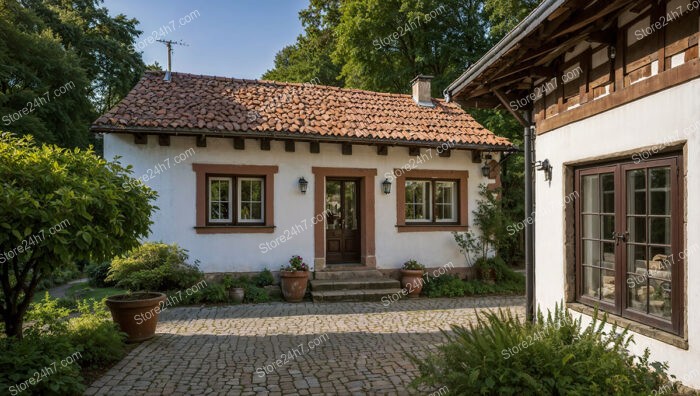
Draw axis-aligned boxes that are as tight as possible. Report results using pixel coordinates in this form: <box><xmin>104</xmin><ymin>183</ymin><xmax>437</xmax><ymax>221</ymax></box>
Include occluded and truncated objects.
<box><xmin>104</xmin><ymin>135</ymin><xmax>492</xmax><ymax>274</ymax></box>
<box><xmin>534</xmin><ymin>78</ymin><xmax>700</xmax><ymax>387</ymax></box>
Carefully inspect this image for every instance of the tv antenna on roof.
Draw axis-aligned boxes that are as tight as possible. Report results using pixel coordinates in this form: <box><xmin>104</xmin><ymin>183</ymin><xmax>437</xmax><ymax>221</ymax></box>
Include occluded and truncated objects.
<box><xmin>157</xmin><ymin>39</ymin><xmax>189</xmax><ymax>81</ymax></box>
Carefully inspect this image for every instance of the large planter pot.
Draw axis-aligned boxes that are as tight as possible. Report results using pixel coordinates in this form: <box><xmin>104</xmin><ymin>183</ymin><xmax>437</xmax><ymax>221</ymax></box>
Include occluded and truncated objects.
<box><xmin>229</xmin><ymin>287</ymin><xmax>245</xmax><ymax>303</ymax></box>
<box><xmin>105</xmin><ymin>292</ymin><xmax>167</xmax><ymax>343</ymax></box>
<box><xmin>400</xmin><ymin>269</ymin><xmax>425</xmax><ymax>297</ymax></box>
<box><xmin>280</xmin><ymin>271</ymin><xmax>309</xmax><ymax>302</ymax></box>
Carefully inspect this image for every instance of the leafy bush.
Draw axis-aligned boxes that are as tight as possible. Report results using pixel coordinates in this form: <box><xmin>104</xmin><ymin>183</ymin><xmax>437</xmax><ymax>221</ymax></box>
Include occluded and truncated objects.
<box><xmin>0</xmin><ymin>334</ymin><xmax>85</xmax><ymax>396</ymax></box>
<box><xmin>66</xmin><ymin>300</ymin><xmax>126</xmax><ymax>367</ymax></box>
<box><xmin>195</xmin><ymin>283</ymin><xmax>228</xmax><ymax>304</ymax></box>
<box><xmin>243</xmin><ymin>284</ymin><xmax>271</xmax><ymax>304</ymax></box>
<box><xmin>85</xmin><ymin>261</ymin><xmax>114</xmax><ymax>287</ymax></box>
<box><xmin>252</xmin><ymin>269</ymin><xmax>275</xmax><ymax>287</ymax></box>
<box><xmin>411</xmin><ymin>304</ymin><xmax>671</xmax><ymax>395</ymax></box>
<box><xmin>402</xmin><ymin>259</ymin><xmax>426</xmax><ymax>271</ymax></box>
<box><xmin>108</xmin><ymin>243</ymin><xmax>203</xmax><ymax>291</ymax></box>
<box><xmin>422</xmin><ymin>275</ymin><xmax>467</xmax><ymax>297</ymax></box>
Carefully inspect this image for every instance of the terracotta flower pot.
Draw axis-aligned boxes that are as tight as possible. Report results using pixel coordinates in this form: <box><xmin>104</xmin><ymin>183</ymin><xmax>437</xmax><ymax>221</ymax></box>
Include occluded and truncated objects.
<box><xmin>280</xmin><ymin>270</ymin><xmax>309</xmax><ymax>302</ymax></box>
<box><xmin>400</xmin><ymin>269</ymin><xmax>425</xmax><ymax>297</ymax></box>
<box><xmin>105</xmin><ymin>292</ymin><xmax>167</xmax><ymax>343</ymax></box>
<box><xmin>230</xmin><ymin>287</ymin><xmax>245</xmax><ymax>303</ymax></box>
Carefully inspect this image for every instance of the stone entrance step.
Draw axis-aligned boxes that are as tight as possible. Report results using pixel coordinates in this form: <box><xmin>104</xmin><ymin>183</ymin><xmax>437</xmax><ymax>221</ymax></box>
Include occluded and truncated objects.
<box><xmin>311</xmin><ymin>270</ymin><xmax>402</xmax><ymax>302</ymax></box>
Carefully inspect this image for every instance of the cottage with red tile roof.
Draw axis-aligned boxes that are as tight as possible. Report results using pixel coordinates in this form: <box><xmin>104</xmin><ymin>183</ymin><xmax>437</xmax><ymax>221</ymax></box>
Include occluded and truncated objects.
<box><xmin>92</xmin><ymin>71</ymin><xmax>511</xmax><ymax>298</ymax></box>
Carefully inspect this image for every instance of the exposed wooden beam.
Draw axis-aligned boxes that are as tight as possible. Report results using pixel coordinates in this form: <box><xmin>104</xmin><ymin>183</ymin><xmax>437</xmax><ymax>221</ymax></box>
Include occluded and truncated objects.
<box><xmin>408</xmin><ymin>147</ymin><xmax>420</xmax><ymax>156</ymax></box>
<box><xmin>158</xmin><ymin>135</ymin><xmax>170</xmax><ymax>146</ymax></box>
<box><xmin>472</xmin><ymin>150</ymin><xmax>482</xmax><ymax>163</ymax></box>
<box><xmin>492</xmin><ymin>88</ymin><xmax>529</xmax><ymax>127</ymax></box>
<box><xmin>260</xmin><ymin>138</ymin><xmax>271</xmax><ymax>151</ymax></box>
<box><xmin>134</xmin><ymin>134</ymin><xmax>147</xmax><ymax>145</ymax></box>
<box><xmin>196</xmin><ymin>135</ymin><xmax>207</xmax><ymax>147</ymax></box>
<box><xmin>551</xmin><ymin>0</ymin><xmax>636</xmax><ymax>40</ymax></box>
<box><xmin>438</xmin><ymin>149</ymin><xmax>451</xmax><ymax>158</ymax></box>
<box><xmin>341</xmin><ymin>143</ymin><xmax>352</xmax><ymax>155</ymax></box>
<box><xmin>233</xmin><ymin>137</ymin><xmax>245</xmax><ymax>150</ymax></box>
<box><xmin>285</xmin><ymin>140</ymin><xmax>295</xmax><ymax>152</ymax></box>
<box><xmin>377</xmin><ymin>145</ymin><xmax>388</xmax><ymax>156</ymax></box>
<box><xmin>310</xmin><ymin>141</ymin><xmax>320</xmax><ymax>153</ymax></box>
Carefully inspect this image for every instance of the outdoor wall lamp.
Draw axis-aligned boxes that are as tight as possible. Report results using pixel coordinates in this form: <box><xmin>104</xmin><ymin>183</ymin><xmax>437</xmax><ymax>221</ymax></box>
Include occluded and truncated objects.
<box><xmin>298</xmin><ymin>177</ymin><xmax>308</xmax><ymax>194</ymax></box>
<box><xmin>536</xmin><ymin>159</ymin><xmax>553</xmax><ymax>182</ymax></box>
<box><xmin>608</xmin><ymin>45</ymin><xmax>616</xmax><ymax>60</ymax></box>
<box><xmin>382</xmin><ymin>178</ymin><xmax>392</xmax><ymax>194</ymax></box>
<box><xmin>481</xmin><ymin>153</ymin><xmax>493</xmax><ymax>178</ymax></box>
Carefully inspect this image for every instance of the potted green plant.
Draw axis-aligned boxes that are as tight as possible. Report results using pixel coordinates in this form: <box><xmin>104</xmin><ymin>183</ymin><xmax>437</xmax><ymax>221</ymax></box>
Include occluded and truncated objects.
<box><xmin>222</xmin><ymin>275</ymin><xmax>245</xmax><ymax>303</ymax></box>
<box><xmin>280</xmin><ymin>256</ymin><xmax>309</xmax><ymax>302</ymax></box>
<box><xmin>400</xmin><ymin>260</ymin><xmax>426</xmax><ymax>297</ymax></box>
<box><xmin>105</xmin><ymin>292</ymin><xmax>167</xmax><ymax>342</ymax></box>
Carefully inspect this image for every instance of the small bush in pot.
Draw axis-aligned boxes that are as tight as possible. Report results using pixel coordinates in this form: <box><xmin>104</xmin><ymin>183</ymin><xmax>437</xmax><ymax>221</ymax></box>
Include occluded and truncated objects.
<box><xmin>222</xmin><ymin>275</ymin><xmax>245</xmax><ymax>303</ymax></box>
<box><xmin>400</xmin><ymin>260</ymin><xmax>426</xmax><ymax>297</ymax></box>
<box><xmin>280</xmin><ymin>256</ymin><xmax>309</xmax><ymax>302</ymax></box>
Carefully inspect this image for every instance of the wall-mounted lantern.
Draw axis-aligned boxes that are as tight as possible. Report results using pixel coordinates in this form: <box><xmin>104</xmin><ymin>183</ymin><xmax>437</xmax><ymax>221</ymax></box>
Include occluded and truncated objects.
<box><xmin>481</xmin><ymin>162</ymin><xmax>491</xmax><ymax>178</ymax></box>
<box><xmin>298</xmin><ymin>177</ymin><xmax>308</xmax><ymax>194</ymax></box>
<box><xmin>481</xmin><ymin>153</ymin><xmax>493</xmax><ymax>178</ymax></box>
<box><xmin>382</xmin><ymin>178</ymin><xmax>392</xmax><ymax>194</ymax></box>
<box><xmin>536</xmin><ymin>159</ymin><xmax>553</xmax><ymax>182</ymax></box>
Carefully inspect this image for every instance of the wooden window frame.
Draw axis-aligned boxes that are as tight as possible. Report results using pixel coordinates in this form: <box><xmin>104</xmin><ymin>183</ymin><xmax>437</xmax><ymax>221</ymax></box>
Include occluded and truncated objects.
<box><xmin>395</xmin><ymin>169</ymin><xmax>468</xmax><ymax>232</ymax></box>
<box><xmin>404</xmin><ymin>178</ymin><xmax>460</xmax><ymax>225</ymax></box>
<box><xmin>574</xmin><ymin>154</ymin><xmax>684</xmax><ymax>335</ymax></box>
<box><xmin>193</xmin><ymin>164</ymin><xmax>277</xmax><ymax>234</ymax></box>
<box><xmin>236</xmin><ymin>177</ymin><xmax>265</xmax><ymax>224</ymax></box>
<box><xmin>207</xmin><ymin>176</ymin><xmax>233</xmax><ymax>223</ymax></box>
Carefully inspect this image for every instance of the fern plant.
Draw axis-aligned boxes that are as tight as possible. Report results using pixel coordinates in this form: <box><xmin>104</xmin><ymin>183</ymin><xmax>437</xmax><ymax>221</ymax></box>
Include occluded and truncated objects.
<box><xmin>410</xmin><ymin>303</ymin><xmax>672</xmax><ymax>395</ymax></box>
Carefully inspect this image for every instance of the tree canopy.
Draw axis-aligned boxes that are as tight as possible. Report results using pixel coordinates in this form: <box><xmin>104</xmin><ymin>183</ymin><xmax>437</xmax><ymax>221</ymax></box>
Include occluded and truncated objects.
<box><xmin>0</xmin><ymin>0</ymin><xmax>146</xmax><ymax>147</ymax></box>
<box><xmin>0</xmin><ymin>133</ymin><xmax>157</xmax><ymax>338</ymax></box>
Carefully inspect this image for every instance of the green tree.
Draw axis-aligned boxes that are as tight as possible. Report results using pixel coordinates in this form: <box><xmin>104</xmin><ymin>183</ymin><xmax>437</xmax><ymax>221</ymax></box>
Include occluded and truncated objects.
<box><xmin>0</xmin><ymin>0</ymin><xmax>145</xmax><ymax>147</ymax></box>
<box><xmin>333</xmin><ymin>0</ymin><xmax>490</xmax><ymax>94</ymax></box>
<box><xmin>485</xmin><ymin>0</ymin><xmax>541</xmax><ymax>40</ymax></box>
<box><xmin>0</xmin><ymin>133</ymin><xmax>157</xmax><ymax>338</ymax></box>
<box><xmin>21</xmin><ymin>0</ymin><xmax>146</xmax><ymax>114</ymax></box>
<box><xmin>0</xmin><ymin>0</ymin><xmax>93</xmax><ymax>147</ymax></box>
<box><xmin>263</xmin><ymin>0</ymin><xmax>343</xmax><ymax>86</ymax></box>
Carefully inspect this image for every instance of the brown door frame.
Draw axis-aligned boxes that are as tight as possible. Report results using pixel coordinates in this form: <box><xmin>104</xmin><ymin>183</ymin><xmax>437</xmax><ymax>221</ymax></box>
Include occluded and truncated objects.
<box><xmin>312</xmin><ymin>167</ymin><xmax>376</xmax><ymax>271</ymax></box>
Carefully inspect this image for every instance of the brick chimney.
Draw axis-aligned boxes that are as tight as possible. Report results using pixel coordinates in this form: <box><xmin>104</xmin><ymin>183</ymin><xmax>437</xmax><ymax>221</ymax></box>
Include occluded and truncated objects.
<box><xmin>411</xmin><ymin>75</ymin><xmax>435</xmax><ymax>107</ymax></box>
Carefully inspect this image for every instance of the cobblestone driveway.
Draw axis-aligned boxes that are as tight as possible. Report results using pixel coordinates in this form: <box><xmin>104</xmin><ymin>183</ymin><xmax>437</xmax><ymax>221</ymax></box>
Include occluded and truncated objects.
<box><xmin>87</xmin><ymin>296</ymin><xmax>524</xmax><ymax>396</ymax></box>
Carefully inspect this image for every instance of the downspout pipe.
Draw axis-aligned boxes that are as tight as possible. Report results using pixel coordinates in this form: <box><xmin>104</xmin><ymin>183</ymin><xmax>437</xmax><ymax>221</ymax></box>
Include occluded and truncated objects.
<box><xmin>524</xmin><ymin>113</ymin><xmax>535</xmax><ymax>322</ymax></box>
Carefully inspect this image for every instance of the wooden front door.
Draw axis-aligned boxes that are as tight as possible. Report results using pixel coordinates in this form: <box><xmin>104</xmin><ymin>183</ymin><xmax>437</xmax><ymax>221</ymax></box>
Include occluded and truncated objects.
<box><xmin>325</xmin><ymin>179</ymin><xmax>361</xmax><ymax>264</ymax></box>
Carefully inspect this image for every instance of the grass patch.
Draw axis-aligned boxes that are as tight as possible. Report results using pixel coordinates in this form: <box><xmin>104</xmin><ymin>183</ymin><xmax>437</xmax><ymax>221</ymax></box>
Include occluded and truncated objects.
<box><xmin>65</xmin><ymin>282</ymin><xmax>127</xmax><ymax>301</ymax></box>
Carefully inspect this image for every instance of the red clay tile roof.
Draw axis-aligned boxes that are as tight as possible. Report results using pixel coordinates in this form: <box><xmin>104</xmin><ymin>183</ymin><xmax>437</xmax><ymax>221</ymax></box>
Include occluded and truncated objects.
<box><xmin>92</xmin><ymin>72</ymin><xmax>511</xmax><ymax>148</ymax></box>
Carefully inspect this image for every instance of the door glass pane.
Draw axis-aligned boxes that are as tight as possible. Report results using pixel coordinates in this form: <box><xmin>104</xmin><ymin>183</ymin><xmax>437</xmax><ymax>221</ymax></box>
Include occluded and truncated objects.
<box><xmin>582</xmin><ymin>175</ymin><xmax>600</xmax><ymax>213</ymax></box>
<box><xmin>648</xmin><ymin>278</ymin><xmax>672</xmax><ymax>320</ymax></box>
<box><xmin>343</xmin><ymin>182</ymin><xmax>357</xmax><ymax>230</ymax></box>
<box><xmin>582</xmin><ymin>266</ymin><xmax>598</xmax><ymax>298</ymax></box>
<box><xmin>601</xmin><ymin>243</ymin><xmax>615</xmax><ymax>269</ymax></box>
<box><xmin>649</xmin><ymin>246</ymin><xmax>673</xmax><ymax>272</ymax></box>
<box><xmin>627</xmin><ymin>217</ymin><xmax>646</xmax><ymax>243</ymax></box>
<box><xmin>627</xmin><ymin>244</ymin><xmax>647</xmax><ymax>273</ymax></box>
<box><xmin>649</xmin><ymin>218</ymin><xmax>671</xmax><ymax>244</ymax></box>
<box><xmin>650</xmin><ymin>167</ymin><xmax>671</xmax><ymax>215</ymax></box>
<box><xmin>602</xmin><ymin>215</ymin><xmax>615</xmax><ymax>241</ymax></box>
<box><xmin>326</xmin><ymin>181</ymin><xmax>341</xmax><ymax>230</ymax></box>
<box><xmin>627</xmin><ymin>170</ymin><xmax>646</xmax><ymax>215</ymax></box>
<box><xmin>627</xmin><ymin>273</ymin><xmax>647</xmax><ymax>312</ymax></box>
<box><xmin>582</xmin><ymin>240</ymin><xmax>600</xmax><ymax>266</ymax></box>
<box><xmin>582</xmin><ymin>215</ymin><xmax>600</xmax><ymax>239</ymax></box>
<box><xmin>601</xmin><ymin>174</ymin><xmax>615</xmax><ymax>213</ymax></box>
<box><xmin>602</xmin><ymin>269</ymin><xmax>616</xmax><ymax>302</ymax></box>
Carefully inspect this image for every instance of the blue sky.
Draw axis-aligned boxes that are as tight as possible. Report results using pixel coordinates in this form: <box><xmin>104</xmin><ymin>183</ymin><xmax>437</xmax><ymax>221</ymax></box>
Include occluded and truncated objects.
<box><xmin>102</xmin><ymin>0</ymin><xmax>308</xmax><ymax>79</ymax></box>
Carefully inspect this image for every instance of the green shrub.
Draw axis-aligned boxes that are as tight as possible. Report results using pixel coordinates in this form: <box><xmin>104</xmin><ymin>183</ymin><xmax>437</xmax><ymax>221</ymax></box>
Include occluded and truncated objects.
<box><xmin>85</xmin><ymin>261</ymin><xmax>114</xmax><ymax>287</ymax></box>
<box><xmin>422</xmin><ymin>275</ymin><xmax>467</xmax><ymax>298</ymax></box>
<box><xmin>66</xmin><ymin>300</ymin><xmax>126</xmax><ymax>367</ymax></box>
<box><xmin>108</xmin><ymin>242</ymin><xmax>203</xmax><ymax>291</ymax></box>
<box><xmin>252</xmin><ymin>269</ymin><xmax>275</xmax><ymax>287</ymax></box>
<box><xmin>198</xmin><ymin>283</ymin><xmax>228</xmax><ymax>304</ymax></box>
<box><xmin>0</xmin><ymin>334</ymin><xmax>85</xmax><ymax>396</ymax></box>
<box><xmin>243</xmin><ymin>284</ymin><xmax>271</xmax><ymax>303</ymax></box>
<box><xmin>35</xmin><ymin>266</ymin><xmax>82</xmax><ymax>292</ymax></box>
<box><xmin>411</xmin><ymin>304</ymin><xmax>671</xmax><ymax>395</ymax></box>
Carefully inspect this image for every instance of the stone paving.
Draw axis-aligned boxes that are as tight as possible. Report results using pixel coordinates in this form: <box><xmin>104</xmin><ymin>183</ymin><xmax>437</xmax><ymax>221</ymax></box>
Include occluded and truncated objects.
<box><xmin>86</xmin><ymin>296</ymin><xmax>525</xmax><ymax>396</ymax></box>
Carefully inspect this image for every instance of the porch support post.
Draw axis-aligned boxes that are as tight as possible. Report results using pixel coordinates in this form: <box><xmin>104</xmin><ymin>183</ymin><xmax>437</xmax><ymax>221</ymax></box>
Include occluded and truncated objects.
<box><xmin>524</xmin><ymin>113</ymin><xmax>535</xmax><ymax>322</ymax></box>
